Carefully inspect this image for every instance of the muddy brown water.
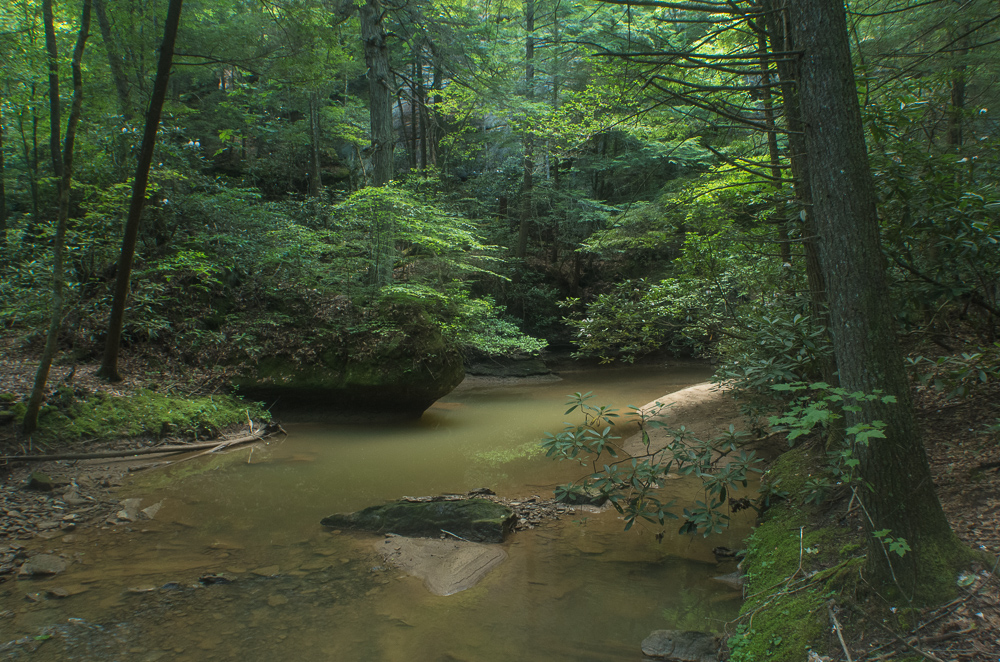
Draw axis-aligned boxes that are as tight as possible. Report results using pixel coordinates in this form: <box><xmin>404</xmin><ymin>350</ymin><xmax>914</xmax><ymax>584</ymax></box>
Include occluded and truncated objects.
<box><xmin>1</xmin><ymin>364</ymin><xmax>753</xmax><ymax>661</ymax></box>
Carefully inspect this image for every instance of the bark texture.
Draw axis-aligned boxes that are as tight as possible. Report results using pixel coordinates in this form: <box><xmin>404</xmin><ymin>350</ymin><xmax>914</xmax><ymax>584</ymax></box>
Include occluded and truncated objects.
<box><xmin>788</xmin><ymin>0</ymin><xmax>967</xmax><ymax>602</ymax></box>
<box><xmin>360</xmin><ymin>0</ymin><xmax>394</xmax><ymax>186</ymax></box>
<box><xmin>98</xmin><ymin>0</ymin><xmax>183</xmax><ymax>382</ymax></box>
<box><xmin>24</xmin><ymin>0</ymin><xmax>92</xmax><ymax>434</ymax></box>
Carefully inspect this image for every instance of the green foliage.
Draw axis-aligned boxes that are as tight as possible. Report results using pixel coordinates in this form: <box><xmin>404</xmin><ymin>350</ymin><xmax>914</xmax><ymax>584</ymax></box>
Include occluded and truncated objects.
<box><xmin>907</xmin><ymin>345</ymin><xmax>1000</xmax><ymax>399</ymax></box>
<box><xmin>714</xmin><ymin>306</ymin><xmax>833</xmax><ymax>394</ymax></box>
<box><xmin>542</xmin><ymin>392</ymin><xmax>761</xmax><ymax>535</ymax></box>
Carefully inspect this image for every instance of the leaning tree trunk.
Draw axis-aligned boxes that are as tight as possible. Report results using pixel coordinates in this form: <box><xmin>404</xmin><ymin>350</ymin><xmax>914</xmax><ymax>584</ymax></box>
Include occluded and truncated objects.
<box><xmin>359</xmin><ymin>0</ymin><xmax>393</xmax><ymax>186</ymax></box>
<box><xmin>97</xmin><ymin>0</ymin><xmax>183</xmax><ymax>382</ymax></box>
<box><xmin>788</xmin><ymin>0</ymin><xmax>969</xmax><ymax>604</ymax></box>
<box><xmin>23</xmin><ymin>0</ymin><xmax>92</xmax><ymax>435</ymax></box>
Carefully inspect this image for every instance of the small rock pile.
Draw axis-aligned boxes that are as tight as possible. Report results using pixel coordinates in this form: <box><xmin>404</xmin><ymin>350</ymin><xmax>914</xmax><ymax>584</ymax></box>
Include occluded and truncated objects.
<box><xmin>0</xmin><ymin>471</ymin><xmax>121</xmax><ymax>542</ymax></box>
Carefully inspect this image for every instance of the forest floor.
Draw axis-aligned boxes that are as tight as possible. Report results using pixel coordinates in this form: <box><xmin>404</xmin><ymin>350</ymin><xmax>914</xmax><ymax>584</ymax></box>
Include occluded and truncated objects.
<box><xmin>1</xmin><ymin>340</ymin><xmax>1000</xmax><ymax>660</ymax></box>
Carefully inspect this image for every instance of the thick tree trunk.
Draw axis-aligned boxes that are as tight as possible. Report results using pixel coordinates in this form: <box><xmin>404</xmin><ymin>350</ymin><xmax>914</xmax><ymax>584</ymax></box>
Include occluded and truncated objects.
<box><xmin>359</xmin><ymin>0</ymin><xmax>393</xmax><ymax>186</ymax></box>
<box><xmin>98</xmin><ymin>0</ymin><xmax>183</xmax><ymax>382</ymax></box>
<box><xmin>788</xmin><ymin>0</ymin><xmax>968</xmax><ymax>603</ymax></box>
<box><xmin>24</xmin><ymin>0</ymin><xmax>92</xmax><ymax>435</ymax></box>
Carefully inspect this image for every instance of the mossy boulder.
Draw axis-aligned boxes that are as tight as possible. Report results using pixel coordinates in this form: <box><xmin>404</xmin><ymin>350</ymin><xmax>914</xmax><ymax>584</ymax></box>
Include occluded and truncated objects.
<box><xmin>233</xmin><ymin>309</ymin><xmax>464</xmax><ymax>418</ymax></box>
<box><xmin>321</xmin><ymin>499</ymin><xmax>516</xmax><ymax>543</ymax></box>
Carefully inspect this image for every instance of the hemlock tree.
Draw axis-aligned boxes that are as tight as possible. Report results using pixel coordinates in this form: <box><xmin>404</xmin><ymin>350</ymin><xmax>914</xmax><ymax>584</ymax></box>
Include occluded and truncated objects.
<box><xmin>785</xmin><ymin>0</ymin><xmax>971</xmax><ymax>603</ymax></box>
<box><xmin>587</xmin><ymin>0</ymin><xmax>975</xmax><ymax>603</ymax></box>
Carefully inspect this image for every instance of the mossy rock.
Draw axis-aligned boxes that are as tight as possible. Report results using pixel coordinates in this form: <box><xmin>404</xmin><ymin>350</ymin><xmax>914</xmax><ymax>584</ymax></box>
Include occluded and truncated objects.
<box><xmin>233</xmin><ymin>310</ymin><xmax>464</xmax><ymax>418</ymax></box>
<box><xmin>321</xmin><ymin>499</ymin><xmax>516</xmax><ymax>543</ymax></box>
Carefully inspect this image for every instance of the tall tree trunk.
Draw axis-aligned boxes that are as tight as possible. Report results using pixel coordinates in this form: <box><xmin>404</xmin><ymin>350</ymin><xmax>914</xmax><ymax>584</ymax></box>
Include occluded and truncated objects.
<box><xmin>93</xmin><ymin>0</ymin><xmax>133</xmax><ymax>120</ymax></box>
<box><xmin>24</xmin><ymin>0</ymin><xmax>92</xmax><ymax>435</ymax></box>
<box><xmin>308</xmin><ymin>90</ymin><xmax>323</xmax><ymax>197</ymax></box>
<box><xmin>760</xmin><ymin>0</ymin><xmax>826</xmax><ymax>316</ymax></box>
<box><xmin>359</xmin><ymin>0</ymin><xmax>393</xmax><ymax>186</ymax></box>
<box><xmin>98</xmin><ymin>0</ymin><xmax>183</xmax><ymax>382</ymax></box>
<box><xmin>750</xmin><ymin>10</ymin><xmax>792</xmax><ymax>288</ymax></box>
<box><xmin>429</xmin><ymin>45</ymin><xmax>443</xmax><ymax>167</ymax></box>
<box><xmin>43</xmin><ymin>0</ymin><xmax>63</xmax><ymax>183</ymax></box>
<box><xmin>416</xmin><ymin>45</ymin><xmax>427</xmax><ymax>173</ymax></box>
<box><xmin>788</xmin><ymin>0</ymin><xmax>968</xmax><ymax>603</ymax></box>
<box><xmin>398</xmin><ymin>71</ymin><xmax>414</xmax><ymax>170</ymax></box>
<box><xmin>516</xmin><ymin>0</ymin><xmax>535</xmax><ymax>260</ymax></box>
<box><xmin>17</xmin><ymin>98</ymin><xmax>41</xmax><ymax>227</ymax></box>
<box><xmin>0</xmin><ymin>92</ymin><xmax>6</xmax><ymax>244</ymax></box>
<box><xmin>947</xmin><ymin>32</ymin><xmax>968</xmax><ymax>150</ymax></box>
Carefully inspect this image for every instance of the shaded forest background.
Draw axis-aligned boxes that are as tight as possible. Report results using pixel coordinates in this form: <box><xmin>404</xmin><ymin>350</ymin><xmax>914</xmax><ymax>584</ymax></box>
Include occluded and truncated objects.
<box><xmin>1</xmin><ymin>0</ymin><xmax>997</xmax><ymax>381</ymax></box>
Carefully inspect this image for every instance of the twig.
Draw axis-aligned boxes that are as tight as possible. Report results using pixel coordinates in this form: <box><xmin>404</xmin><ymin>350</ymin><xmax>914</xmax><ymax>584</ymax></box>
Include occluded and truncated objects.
<box><xmin>440</xmin><ymin>529</ymin><xmax>472</xmax><ymax>542</ymax></box>
<box><xmin>828</xmin><ymin>602</ymin><xmax>853</xmax><ymax>662</ymax></box>
<box><xmin>785</xmin><ymin>526</ymin><xmax>805</xmax><ymax>587</ymax></box>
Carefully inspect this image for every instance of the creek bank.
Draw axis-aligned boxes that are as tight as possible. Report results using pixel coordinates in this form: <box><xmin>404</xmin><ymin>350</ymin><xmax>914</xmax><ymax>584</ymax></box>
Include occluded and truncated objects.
<box><xmin>464</xmin><ymin>354</ymin><xmax>551</xmax><ymax>378</ymax></box>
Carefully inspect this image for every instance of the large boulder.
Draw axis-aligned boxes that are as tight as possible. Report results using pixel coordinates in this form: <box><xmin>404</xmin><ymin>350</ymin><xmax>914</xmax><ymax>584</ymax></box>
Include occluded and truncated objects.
<box><xmin>233</xmin><ymin>306</ymin><xmax>464</xmax><ymax>418</ymax></box>
<box><xmin>321</xmin><ymin>498</ymin><xmax>516</xmax><ymax>543</ymax></box>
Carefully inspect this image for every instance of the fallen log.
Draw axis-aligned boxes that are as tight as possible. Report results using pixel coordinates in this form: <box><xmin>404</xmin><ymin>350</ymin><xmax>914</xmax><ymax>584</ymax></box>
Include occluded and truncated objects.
<box><xmin>0</xmin><ymin>424</ymin><xmax>285</xmax><ymax>463</ymax></box>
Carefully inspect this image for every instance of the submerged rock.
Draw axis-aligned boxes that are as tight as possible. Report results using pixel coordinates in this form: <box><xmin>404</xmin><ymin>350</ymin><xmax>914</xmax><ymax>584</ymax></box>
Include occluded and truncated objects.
<box><xmin>641</xmin><ymin>630</ymin><xmax>720</xmax><ymax>662</ymax></box>
<box><xmin>712</xmin><ymin>570</ymin><xmax>744</xmax><ymax>590</ymax></box>
<box><xmin>555</xmin><ymin>487</ymin><xmax>608</xmax><ymax>507</ymax></box>
<box><xmin>18</xmin><ymin>554</ymin><xmax>68</xmax><ymax>577</ymax></box>
<box><xmin>321</xmin><ymin>498</ymin><xmax>516</xmax><ymax>543</ymax></box>
<box><xmin>376</xmin><ymin>534</ymin><xmax>507</xmax><ymax>596</ymax></box>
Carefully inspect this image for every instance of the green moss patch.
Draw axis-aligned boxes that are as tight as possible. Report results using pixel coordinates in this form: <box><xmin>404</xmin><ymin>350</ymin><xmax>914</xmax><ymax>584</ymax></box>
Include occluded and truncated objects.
<box><xmin>728</xmin><ymin>444</ymin><xmax>865</xmax><ymax>662</ymax></box>
<box><xmin>321</xmin><ymin>498</ymin><xmax>516</xmax><ymax>543</ymax></box>
<box><xmin>14</xmin><ymin>390</ymin><xmax>268</xmax><ymax>444</ymax></box>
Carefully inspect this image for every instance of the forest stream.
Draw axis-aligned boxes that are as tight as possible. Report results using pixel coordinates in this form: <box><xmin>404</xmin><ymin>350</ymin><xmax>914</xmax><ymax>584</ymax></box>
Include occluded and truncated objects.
<box><xmin>1</xmin><ymin>364</ymin><xmax>755</xmax><ymax>661</ymax></box>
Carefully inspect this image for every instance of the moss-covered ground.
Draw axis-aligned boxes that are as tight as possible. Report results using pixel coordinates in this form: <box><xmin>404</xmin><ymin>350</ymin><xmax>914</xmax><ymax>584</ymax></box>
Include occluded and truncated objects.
<box><xmin>2</xmin><ymin>389</ymin><xmax>268</xmax><ymax>447</ymax></box>
<box><xmin>727</xmin><ymin>426</ymin><xmax>1000</xmax><ymax>662</ymax></box>
<box><xmin>727</xmin><ymin>443</ymin><xmax>866</xmax><ymax>662</ymax></box>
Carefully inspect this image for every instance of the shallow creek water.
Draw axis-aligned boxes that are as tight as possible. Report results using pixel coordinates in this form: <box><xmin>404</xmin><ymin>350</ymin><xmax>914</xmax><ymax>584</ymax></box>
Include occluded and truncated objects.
<box><xmin>2</xmin><ymin>364</ymin><xmax>753</xmax><ymax>661</ymax></box>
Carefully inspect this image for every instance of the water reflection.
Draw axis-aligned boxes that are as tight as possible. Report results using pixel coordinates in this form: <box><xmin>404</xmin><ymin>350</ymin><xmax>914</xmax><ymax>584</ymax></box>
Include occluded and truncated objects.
<box><xmin>2</xmin><ymin>364</ymin><xmax>752</xmax><ymax>661</ymax></box>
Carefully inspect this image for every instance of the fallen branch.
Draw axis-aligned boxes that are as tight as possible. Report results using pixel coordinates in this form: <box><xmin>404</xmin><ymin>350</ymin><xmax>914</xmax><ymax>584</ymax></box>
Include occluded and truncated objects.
<box><xmin>0</xmin><ymin>424</ymin><xmax>285</xmax><ymax>462</ymax></box>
